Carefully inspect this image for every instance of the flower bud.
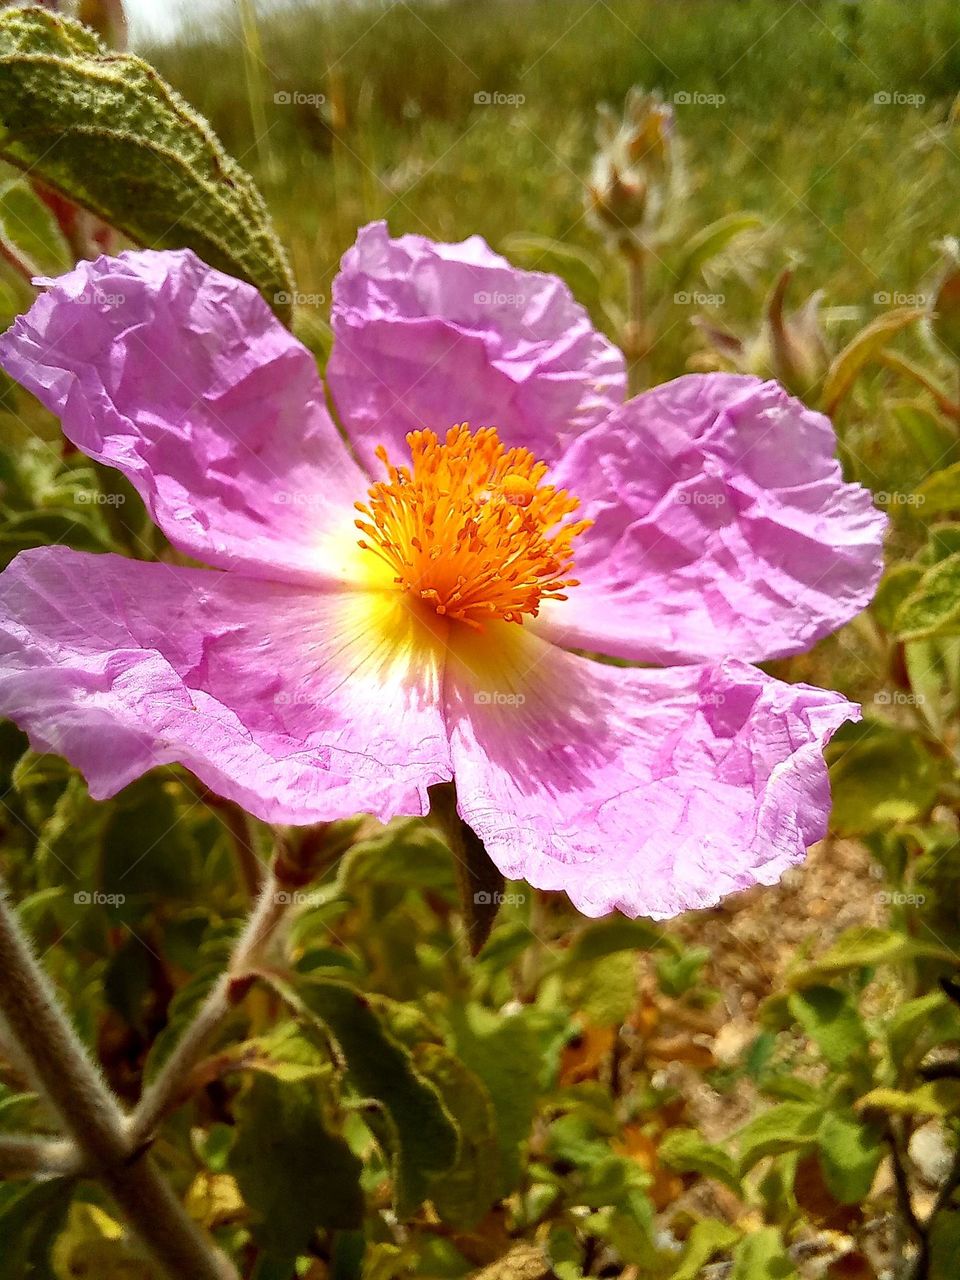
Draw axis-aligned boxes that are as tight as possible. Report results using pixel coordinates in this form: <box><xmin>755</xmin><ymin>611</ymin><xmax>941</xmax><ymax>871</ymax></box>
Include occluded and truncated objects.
<box><xmin>586</xmin><ymin>87</ymin><xmax>682</xmax><ymax>246</ymax></box>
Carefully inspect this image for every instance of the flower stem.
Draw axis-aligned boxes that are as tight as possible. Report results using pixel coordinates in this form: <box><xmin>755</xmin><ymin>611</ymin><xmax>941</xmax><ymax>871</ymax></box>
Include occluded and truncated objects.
<box><xmin>0</xmin><ymin>884</ymin><xmax>238</xmax><ymax>1280</ymax></box>
<box><xmin>127</xmin><ymin>865</ymin><xmax>288</xmax><ymax>1148</ymax></box>
<box><xmin>0</xmin><ymin>1132</ymin><xmax>80</xmax><ymax>1178</ymax></box>
<box><xmin>624</xmin><ymin>240</ymin><xmax>648</xmax><ymax>395</ymax></box>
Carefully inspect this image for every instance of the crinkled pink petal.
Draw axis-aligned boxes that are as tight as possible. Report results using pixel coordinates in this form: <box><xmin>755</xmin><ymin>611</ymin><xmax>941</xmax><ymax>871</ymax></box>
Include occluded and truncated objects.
<box><xmin>326</xmin><ymin>221</ymin><xmax>626</xmax><ymax>471</ymax></box>
<box><xmin>536</xmin><ymin>373</ymin><xmax>886</xmax><ymax>664</ymax></box>
<box><xmin>0</xmin><ymin>251</ymin><xmax>367</xmax><ymax>585</ymax></box>
<box><xmin>446</xmin><ymin>625</ymin><xmax>857</xmax><ymax>918</ymax></box>
<box><xmin>0</xmin><ymin>547</ymin><xmax>451</xmax><ymax>824</ymax></box>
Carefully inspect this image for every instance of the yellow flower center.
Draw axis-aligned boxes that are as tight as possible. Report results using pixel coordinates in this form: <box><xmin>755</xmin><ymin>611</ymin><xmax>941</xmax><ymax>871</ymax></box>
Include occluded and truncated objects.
<box><xmin>354</xmin><ymin>424</ymin><xmax>589</xmax><ymax>629</ymax></box>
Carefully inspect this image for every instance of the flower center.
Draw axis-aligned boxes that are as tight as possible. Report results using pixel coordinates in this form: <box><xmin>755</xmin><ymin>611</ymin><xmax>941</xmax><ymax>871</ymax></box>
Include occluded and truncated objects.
<box><xmin>354</xmin><ymin>424</ymin><xmax>589</xmax><ymax>628</ymax></box>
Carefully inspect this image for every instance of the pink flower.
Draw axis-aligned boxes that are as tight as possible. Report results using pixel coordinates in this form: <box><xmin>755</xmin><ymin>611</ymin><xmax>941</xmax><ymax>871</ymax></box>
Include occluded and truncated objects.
<box><xmin>0</xmin><ymin>224</ymin><xmax>885</xmax><ymax>918</ymax></box>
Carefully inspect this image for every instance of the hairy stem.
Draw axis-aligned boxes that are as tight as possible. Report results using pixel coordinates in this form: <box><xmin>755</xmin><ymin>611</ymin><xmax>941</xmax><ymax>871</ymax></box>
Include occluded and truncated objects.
<box><xmin>624</xmin><ymin>240</ymin><xmax>648</xmax><ymax>394</ymax></box>
<box><xmin>0</xmin><ymin>235</ymin><xmax>37</xmax><ymax>286</ymax></box>
<box><xmin>127</xmin><ymin>865</ymin><xmax>288</xmax><ymax>1148</ymax></box>
<box><xmin>0</xmin><ymin>1131</ymin><xmax>80</xmax><ymax>1178</ymax></box>
<box><xmin>0</xmin><ymin>885</ymin><xmax>238</xmax><ymax>1280</ymax></box>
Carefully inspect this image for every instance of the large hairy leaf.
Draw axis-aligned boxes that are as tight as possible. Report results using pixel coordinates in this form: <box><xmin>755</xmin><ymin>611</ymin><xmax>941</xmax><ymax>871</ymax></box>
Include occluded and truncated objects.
<box><xmin>261</xmin><ymin>973</ymin><xmax>458</xmax><ymax>1216</ymax></box>
<box><xmin>230</xmin><ymin>1074</ymin><xmax>364</xmax><ymax>1257</ymax></box>
<box><xmin>0</xmin><ymin>6</ymin><xmax>293</xmax><ymax>317</ymax></box>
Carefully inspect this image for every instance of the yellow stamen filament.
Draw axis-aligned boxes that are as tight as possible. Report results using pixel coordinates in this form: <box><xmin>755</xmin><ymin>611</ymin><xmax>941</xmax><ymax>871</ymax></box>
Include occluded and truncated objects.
<box><xmin>355</xmin><ymin>424</ymin><xmax>590</xmax><ymax>629</ymax></box>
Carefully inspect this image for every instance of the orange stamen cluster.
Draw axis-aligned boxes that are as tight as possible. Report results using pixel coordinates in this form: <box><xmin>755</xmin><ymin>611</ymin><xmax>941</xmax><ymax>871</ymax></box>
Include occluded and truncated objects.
<box><xmin>355</xmin><ymin>424</ymin><xmax>590</xmax><ymax>628</ymax></box>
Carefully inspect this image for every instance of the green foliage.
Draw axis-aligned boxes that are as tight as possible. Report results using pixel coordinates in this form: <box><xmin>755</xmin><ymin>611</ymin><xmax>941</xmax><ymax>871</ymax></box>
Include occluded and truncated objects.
<box><xmin>0</xmin><ymin>1180</ymin><xmax>73</xmax><ymax>1280</ymax></box>
<box><xmin>787</xmin><ymin>985</ymin><xmax>870</xmax><ymax>1072</ymax></box>
<box><xmin>447</xmin><ymin>1002</ymin><xmax>541</xmax><ymax>1198</ymax></box>
<box><xmin>657</xmin><ymin>1128</ymin><xmax>741</xmax><ymax>1193</ymax></box>
<box><xmin>415</xmin><ymin>1044</ymin><xmax>501</xmax><ymax>1228</ymax></box>
<box><xmin>737</xmin><ymin>1102</ymin><xmax>822</xmax><ymax>1173</ymax></box>
<box><xmin>827</xmin><ymin>721</ymin><xmax>942</xmax><ymax>836</ymax></box>
<box><xmin>263</xmin><ymin>973</ymin><xmax>458</xmax><ymax>1215</ymax></box>
<box><xmin>0</xmin><ymin>6</ymin><xmax>293</xmax><ymax>317</ymax></box>
<box><xmin>730</xmin><ymin>1228</ymin><xmax>797</xmax><ymax>1280</ymax></box>
<box><xmin>230</xmin><ymin>1073</ymin><xmax>364</xmax><ymax>1256</ymax></box>
<box><xmin>816</xmin><ymin>1109</ymin><xmax>884</xmax><ymax>1204</ymax></box>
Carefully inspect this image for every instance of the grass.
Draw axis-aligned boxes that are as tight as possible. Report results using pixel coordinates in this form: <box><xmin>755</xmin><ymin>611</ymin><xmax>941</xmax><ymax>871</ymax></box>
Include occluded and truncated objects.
<box><xmin>143</xmin><ymin>0</ymin><xmax>960</xmax><ymax>379</ymax></box>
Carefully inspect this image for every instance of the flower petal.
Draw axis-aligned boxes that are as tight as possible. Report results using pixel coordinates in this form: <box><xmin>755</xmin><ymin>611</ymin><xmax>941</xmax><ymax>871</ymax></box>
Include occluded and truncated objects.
<box><xmin>537</xmin><ymin>373</ymin><xmax>886</xmax><ymax>663</ymax></box>
<box><xmin>445</xmin><ymin>624</ymin><xmax>856</xmax><ymax>919</ymax></box>
<box><xmin>0</xmin><ymin>250</ymin><xmax>367</xmax><ymax>584</ymax></box>
<box><xmin>326</xmin><ymin>221</ymin><xmax>626</xmax><ymax>470</ymax></box>
<box><xmin>0</xmin><ymin>547</ymin><xmax>451</xmax><ymax>824</ymax></box>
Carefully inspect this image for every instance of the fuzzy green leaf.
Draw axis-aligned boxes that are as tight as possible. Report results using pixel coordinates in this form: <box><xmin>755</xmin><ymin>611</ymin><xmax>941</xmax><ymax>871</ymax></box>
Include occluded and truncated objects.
<box><xmin>416</xmin><ymin>1043</ymin><xmax>501</xmax><ymax>1228</ymax></box>
<box><xmin>788</xmin><ymin>985</ymin><xmax>870</xmax><ymax>1070</ymax></box>
<box><xmin>262</xmin><ymin>973</ymin><xmax>458</xmax><ymax>1216</ymax></box>
<box><xmin>816</xmin><ymin>1109</ymin><xmax>884</xmax><ymax>1203</ymax></box>
<box><xmin>0</xmin><ymin>6</ymin><xmax>293</xmax><ymax>317</ymax></box>
<box><xmin>448</xmin><ymin>1003</ymin><xmax>540</xmax><ymax>1198</ymax></box>
<box><xmin>896</xmin><ymin>552</ymin><xmax>960</xmax><ymax>639</ymax></box>
<box><xmin>657</xmin><ymin>1128</ymin><xmax>741</xmax><ymax>1193</ymax></box>
<box><xmin>736</xmin><ymin>1102</ymin><xmax>822</xmax><ymax>1173</ymax></box>
<box><xmin>730</xmin><ymin>1227</ymin><xmax>797</xmax><ymax>1280</ymax></box>
<box><xmin>671</xmin><ymin>1219</ymin><xmax>739</xmax><ymax>1280</ymax></box>
<box><xmin>827</xmin><ymin>723</ymin><xmax>940</xmax><ymax>836</ymax></box>
<box><xmin>230</xmin><ymin>1073</ymin><xmax>364</xmax><ymax>1257</ymax></box>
